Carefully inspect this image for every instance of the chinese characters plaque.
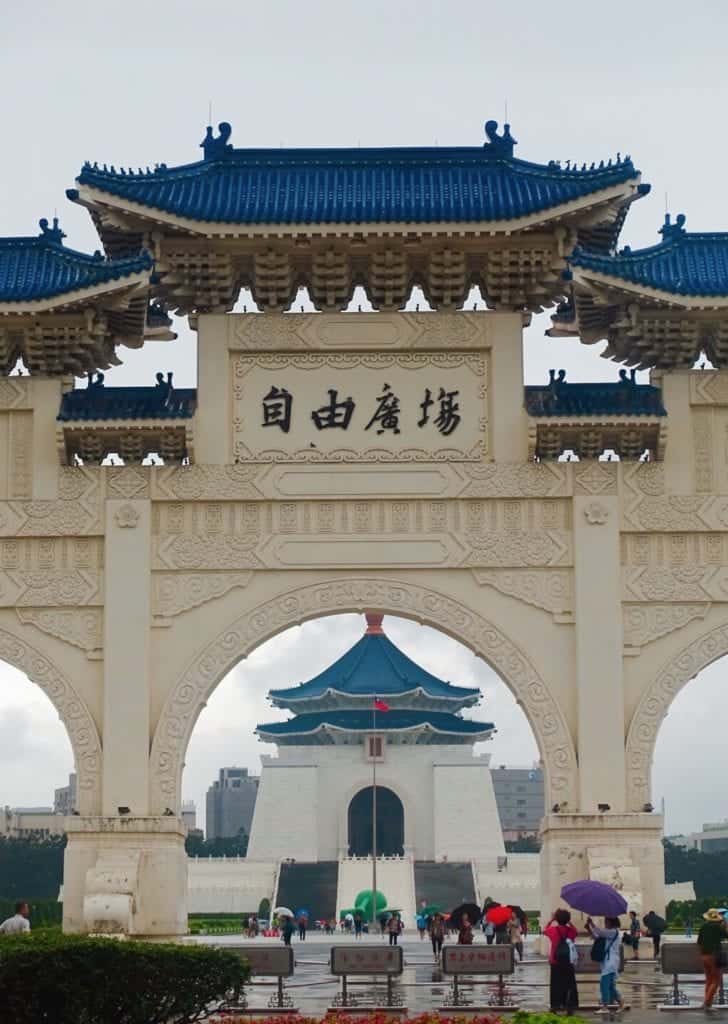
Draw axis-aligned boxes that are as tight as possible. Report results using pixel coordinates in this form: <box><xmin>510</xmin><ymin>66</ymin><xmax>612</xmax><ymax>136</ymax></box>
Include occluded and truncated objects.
<box><xmin>231</xmin><ymin>353</ymin><xmax>487</xmax><ymax>462</ymax></box>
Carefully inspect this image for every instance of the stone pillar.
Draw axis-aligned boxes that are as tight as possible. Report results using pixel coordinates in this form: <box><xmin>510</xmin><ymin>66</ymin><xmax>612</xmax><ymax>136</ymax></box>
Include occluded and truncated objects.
<box><xmin>195</xmin><ymin>315</ymin><xmax>230</xmax><ymax>464</ymax></box>
<box><xmin>63</xmin><ymin>816</ymin><xmax>188</xmax><ymax>936</ymax></box>
<box><xmin>539</xmin><ymin>812</ymin><xmax>665</xmax><ymax>924</ymax></box>
<box><xmin>573</xmin><ymin>494</ymin><xmax>625</xmax><ymax>812</ymax></box>
<box><xmin>103</xmin><ymin>500</ymin><xmax>151</xmax><ymax>816</ymax></box>
<box><xmin>659</xmin><ymin>371</ymin><xmax>694</xmax><ymax>494</ymax></box>
<box><xmin>488</xmin><ymin>313</ymin><xmax>528</xmax><ymax>461</ymax></box>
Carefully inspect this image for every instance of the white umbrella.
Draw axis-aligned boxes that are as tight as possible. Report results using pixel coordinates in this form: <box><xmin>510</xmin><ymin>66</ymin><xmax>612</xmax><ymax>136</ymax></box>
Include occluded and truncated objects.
<box><xmin>274</xmin><ymin>906</ymin><xmax>294</xmax><ymax>917</ymax></box>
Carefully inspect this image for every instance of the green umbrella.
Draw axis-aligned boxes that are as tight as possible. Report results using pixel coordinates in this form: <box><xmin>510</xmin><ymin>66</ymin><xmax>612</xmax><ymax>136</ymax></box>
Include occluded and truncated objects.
<box><xmin>422</xmin><ymin>904</ymin><xmax>442</xmax><ymax>917</ymax></box>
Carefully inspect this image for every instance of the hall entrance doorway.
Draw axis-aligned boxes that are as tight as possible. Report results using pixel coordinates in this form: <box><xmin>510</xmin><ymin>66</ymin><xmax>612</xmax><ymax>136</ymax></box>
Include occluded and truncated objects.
<box><xmin>348</xmin><ymin>785</ymin><xmax>404</xmax><ymax>856</ymax></box>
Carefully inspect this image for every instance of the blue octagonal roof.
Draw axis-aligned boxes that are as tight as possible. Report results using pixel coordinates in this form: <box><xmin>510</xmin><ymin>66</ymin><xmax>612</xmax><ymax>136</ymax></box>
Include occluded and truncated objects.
<box><xmin>570</xmin><ymin>214</ymin><xmax>728</xmax><ymax>299</ymax></box>
<box><xmin>72</xmin><ymin>121</ymin><xmax>642</xmax><ymax>227</ymax></box>
<box><xmin>269</xmin><ymin>614</ymin><xmax>480</xmax><ymax>708</ymax></box>
<box><xmin>256</xmin><ymin>708</ymin><xmax>494</xmax><ymax>743</ymax></box>
<box><xmin>0</xmin><ymin>219</ymin><xmax>152</xmax><ymax>304</ymax></box>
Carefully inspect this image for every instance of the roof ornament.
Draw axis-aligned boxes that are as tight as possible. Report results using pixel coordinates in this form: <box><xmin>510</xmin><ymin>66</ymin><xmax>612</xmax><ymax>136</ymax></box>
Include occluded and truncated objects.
<box><xmin>365</xmin><ymin>612</ymin><xmax>385</xmax><ymax>635</ymax></box>
<box><xmin>619</xmin><ymin>368</ymin><xmax>638</xmax><ymax>386</ymax></box>
<box><xmin>38</xmin><ymin>217</ymin><xmax>66</xmax><ymax>245</ymax></box>
<box><xmin>660</xmin><ymin>212</ymin><xmax>687</xmax><ymax>242</ymax></box>
<box><xmin>483</xmin><ymin>120</ymin><xmax>516</xmax><ymax>158</ymax></box>
<box><xmin>201</xmin><ymin>122</ymin><xmax>233</xmax><ymax>161</ymax></box>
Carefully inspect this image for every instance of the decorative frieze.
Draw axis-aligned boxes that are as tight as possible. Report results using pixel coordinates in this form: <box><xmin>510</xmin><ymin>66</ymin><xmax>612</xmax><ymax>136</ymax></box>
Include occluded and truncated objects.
<box><xmin>471</xmin><ymin>568</ymin><xmax>573</xmax><ymax>617</ymax></box>
<box><xmin>0</xmin><ymin>500</ymin><xmax>102</xmax><ymax>536</ymax></box>
<box><xmin>623</xmin><ymin>566</ymin><xmax>728</xmax><ymax>602</ymax></box>
<box><xmin>622</xmin><ymin>495</ymin><xmax>728</xmax><ymax>531</ymax></box>
<box><xmin>622</xmin><ymin>603</ymin><xmax>709</xmax><ymax>652</ymax></box>
<box><xmin>152</xmin><ymin>571</ymin><xmax>253</xmax><ymax>622</ymax></box>
<box><xmin>230</xmin><ymin>311</ymin><xmax>490</xmax><ymax>352</ymax></box>
<box><xmin>17</xmin><ymin>608</ymin><xmax>103</xmax><ymax>658</ymax></box>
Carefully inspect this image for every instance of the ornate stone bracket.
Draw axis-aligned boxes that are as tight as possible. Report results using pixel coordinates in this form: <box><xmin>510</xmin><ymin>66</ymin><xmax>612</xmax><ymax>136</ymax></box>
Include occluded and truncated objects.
<box><xmin>150</xmin><ymin>577</ymin><xmax>577</xmax><ymax>812</ymax></box>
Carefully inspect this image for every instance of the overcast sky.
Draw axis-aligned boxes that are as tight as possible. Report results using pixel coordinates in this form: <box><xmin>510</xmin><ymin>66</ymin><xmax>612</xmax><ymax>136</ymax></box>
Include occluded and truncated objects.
<box><xmin>1</xmin><ymin>0</ymin><xmax>727</xmax><ymax>835</ymax></box>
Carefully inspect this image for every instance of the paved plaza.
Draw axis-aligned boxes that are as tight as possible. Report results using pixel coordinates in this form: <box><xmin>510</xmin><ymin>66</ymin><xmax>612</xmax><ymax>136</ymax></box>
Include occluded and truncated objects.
<box><xmin>194</xmin><ymin>931</ymin><xmax>720</xmax><ymax>1021</ymax></box>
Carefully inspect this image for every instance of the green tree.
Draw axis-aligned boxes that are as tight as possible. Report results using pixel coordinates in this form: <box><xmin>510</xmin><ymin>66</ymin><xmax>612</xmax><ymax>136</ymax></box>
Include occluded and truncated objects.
<box><xmin>185</xmin><ymin>828</ymin><xmax>248</xmax><ymax>858</ymax></box>
<box><xmin>0</xmin><ymin>836</ymin><xmax>66</xmax><ymax>900</ymax></box>
<box><xmin>664</xmin><ymin>839</ymin><xmax>728</xmax><ymax>898</ymax></box>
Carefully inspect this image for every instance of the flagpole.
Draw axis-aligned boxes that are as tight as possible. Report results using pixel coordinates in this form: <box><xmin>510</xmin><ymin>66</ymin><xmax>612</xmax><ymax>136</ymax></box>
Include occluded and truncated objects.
<box><xmin>371</xmin><ymin>698</ymin><xmax>377</xmax><ymax>926</ymax></box>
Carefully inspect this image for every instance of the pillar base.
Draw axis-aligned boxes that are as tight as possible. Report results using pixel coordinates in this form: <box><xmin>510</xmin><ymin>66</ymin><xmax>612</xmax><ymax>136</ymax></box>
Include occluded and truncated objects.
<box><xmin>63</xmin><ymin>816</ymin><xmax>188</xmax><ymax>936</ymax></box>
<box><xmin>539</xmin><ymin>812</ymin><xmax>665</xmax><ymax>925</ymax></box>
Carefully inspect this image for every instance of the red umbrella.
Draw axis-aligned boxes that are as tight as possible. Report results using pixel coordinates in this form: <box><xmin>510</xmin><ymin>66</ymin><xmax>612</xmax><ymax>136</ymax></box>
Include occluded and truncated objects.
<box><xmin>485</xmin><ymin>905</ymin><xmax>512</xmax><ymax>927</ymax></box>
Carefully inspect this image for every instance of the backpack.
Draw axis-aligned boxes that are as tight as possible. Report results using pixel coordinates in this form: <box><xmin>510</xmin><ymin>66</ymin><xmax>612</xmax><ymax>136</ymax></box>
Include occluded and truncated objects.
<box><xmin>592</xmin><ymin>930</ymin><xmax>617</xmax><ymax>963</ymax></box>
<box><xmin>554</xmin><ymin>928</ymin><xmax>578</xmax><ymax>966</ymax></box>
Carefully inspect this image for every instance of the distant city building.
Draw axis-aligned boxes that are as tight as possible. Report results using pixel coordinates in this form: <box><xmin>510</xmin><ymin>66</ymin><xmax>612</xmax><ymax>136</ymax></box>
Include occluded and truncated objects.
<box><xmin>0</xmin><ymin>807</ymin><xmax>63</xmax><ymax>838</ymax></box>
<box><xmin>206</xmin><ymin>768</ymin><xmax>259</xmax><ymax>840</ymax></box>
<box><xmin>181</xmin><ymin>800</ymin><xmax>197</xmax><ymax>834</ymax></box>
<box><xmin>54</xmin><ymin>773</ymin><xmax>77</xmax><ymax>815</ymax></box>
<box><xmin>667</xmin><ymin>820</ymin><xmax>728</xmax><ymax>853</ymax></box>
<box><xmin>491</xmin><ymin>765</ymin><xmax>545</xmax><ymax>840</ymax></box>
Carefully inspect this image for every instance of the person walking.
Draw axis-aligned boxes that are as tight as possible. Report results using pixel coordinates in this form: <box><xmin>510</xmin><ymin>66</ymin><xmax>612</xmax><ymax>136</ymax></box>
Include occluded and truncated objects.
<box><xmin>430</xmin><ymin>912</ymin><xmax>446</xmax><ymax>962</ymax></box>
<box><xmin>0</xmin><ymin>901</ymin><xmax>30</xmax><ymax>934</ymax></box>
<box><xmin>643</xmin><ymin>911</ymin><xmax>666</xmax><ymax>959</ymax></box>
<box><xmin>587</xmin><ymin>915</ymin><xmax>623</xmax><ymax>1010</ymax></box>
<box><xmin>281</xmin><ymin>915</ymin><xmax>294</xmax><ymax>947</ymax></box>
<box><xmin>628</xmin><ymin>910</ymin><xmax>641</xmax><ymax>960</ymax></box>
<box><xmin>416</xmin><ymin>911</ymin><xmax>427</xmax><ymax>940</ymax></box>
<box><xmin>686</xmin><ymin>918</ymin><xmax>693</xmax><ymax>939</ymax></box>
<box><xmin>457</xmin><ymin>912</ymin><xmax>474</xmax><ymax>945</ymax></box>
<box><xmin>698</xmin><ymin>908</ymin><xmax>727</xmax><ymax>1011</ymax></box>
<box><xmin>297</xmin><ymin>915</ymin><xmax>307</xmax><ymax>941</ymax></box>
<box><xmin>484</xmin><ymin>919</ymin><xmax>496</xmax><ymax>945</ymax></box>
<box><xmin>354</xmin><ymin>911</ymin><xmax>363</xmax><ymax>940</ymax></box>
<box><xmin>388</xmin><ymin>913</ymin><xmax>401</xmax><ymax>946</ymax></box>
<box><xmin>544</xmin><ymin>908</ymin><xmax>579</xmax><ymax>1014</ymax></box>
<box><xmin>247</xmin><ymin>914</ymin><xmax>259</xmax><ymax>938</ymax></box>
<box><xmin>508</xmin><ymin>910</ymin><xmax>524</xmax><ymax>962</ymax></box>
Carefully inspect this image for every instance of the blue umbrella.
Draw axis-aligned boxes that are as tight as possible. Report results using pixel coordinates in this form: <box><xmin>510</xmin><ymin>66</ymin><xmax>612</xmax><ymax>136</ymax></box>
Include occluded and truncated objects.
<box><xmin>295</xmin><ymin>908</ymin><xmax>310</xmax><ymax>919</ymax></box>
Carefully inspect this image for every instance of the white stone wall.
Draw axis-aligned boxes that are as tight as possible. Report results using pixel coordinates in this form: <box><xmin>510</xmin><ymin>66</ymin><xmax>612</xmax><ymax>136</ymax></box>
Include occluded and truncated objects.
<box><xmin>246</xmin><ymin>764</ymin><xmax>318</xmax><ymax>861</ymax></box>
<box><xmin>187</xmin><ymin>858</ymin><xmax>276</xmax><ymax>913</ymax></box>
<box><xmin>247</xmin><ymin>744</ymin><xmax>505</xmax><ymax>862</ymax></box>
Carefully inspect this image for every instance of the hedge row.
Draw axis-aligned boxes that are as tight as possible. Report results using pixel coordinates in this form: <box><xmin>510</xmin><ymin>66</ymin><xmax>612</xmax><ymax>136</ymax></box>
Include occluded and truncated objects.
<box><xmin>0</xmin><ymin>932</ymin><xmax>248</xmax><ymax>1024</ymax></box>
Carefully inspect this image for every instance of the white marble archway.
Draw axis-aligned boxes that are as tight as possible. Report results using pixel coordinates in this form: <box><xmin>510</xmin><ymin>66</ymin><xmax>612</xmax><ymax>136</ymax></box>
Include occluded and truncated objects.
<box><xmin>0</xmin><ymin>626</ymin><xmax>102</xmax><ymax>813</ymax></box>
<box><xmin>149</xmin><ymin>575</ymin><xmax>577</xmax><ymax>813</ymax></box>
<box><xmin>626</xmin><ymin>621</ymin><xmax>728</xmax><ymax>810</ymax></box>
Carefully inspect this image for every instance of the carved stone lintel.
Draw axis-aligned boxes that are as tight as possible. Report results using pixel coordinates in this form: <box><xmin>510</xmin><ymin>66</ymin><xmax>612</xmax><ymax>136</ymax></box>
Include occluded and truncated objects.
<box><xmin>622</xmin><ymin>603</ymin><xmax>710</xmax><ymax>652</ymax></box>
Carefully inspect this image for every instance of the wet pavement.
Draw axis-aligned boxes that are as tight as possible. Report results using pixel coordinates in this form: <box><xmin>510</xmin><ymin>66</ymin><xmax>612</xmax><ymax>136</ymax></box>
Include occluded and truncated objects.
<box><xmin>195</xmin><ymin>932</ymin><xmax>727</xmax><ymax>1020</ymax></box>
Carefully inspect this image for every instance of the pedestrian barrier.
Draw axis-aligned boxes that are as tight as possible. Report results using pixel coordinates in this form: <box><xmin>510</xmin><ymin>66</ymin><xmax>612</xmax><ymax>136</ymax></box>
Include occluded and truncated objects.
<box><xmin>658</xmin><ymin>941</ymin><xmax>728</xmax><ymax>1011</ymax></box>
<box><xmin>215</xmin><ymin>944</ymin><xmax>297</xmax><ymax>1014</ymax></box>
<box><xmin>329</xmin><ymin>944</ymin><xmax>405</xmax><ymax>1011</ymax></box>
<box><xmin>440</xmin><ymin>944</ymin><xmax>520</xmax><ymax>1011</ymax></box>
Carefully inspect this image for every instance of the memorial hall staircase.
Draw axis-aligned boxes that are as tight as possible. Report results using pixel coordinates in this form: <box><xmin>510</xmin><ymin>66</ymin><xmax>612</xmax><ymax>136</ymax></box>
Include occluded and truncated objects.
<box><xmin>275</xmin><ymin>861</ymin><xmax>339</xmax><ymax>922</ymax></box>
<box><xmin>414</xmin><ymin>861</ymin><xmax>477</xmax><ymax>912</ymax></box>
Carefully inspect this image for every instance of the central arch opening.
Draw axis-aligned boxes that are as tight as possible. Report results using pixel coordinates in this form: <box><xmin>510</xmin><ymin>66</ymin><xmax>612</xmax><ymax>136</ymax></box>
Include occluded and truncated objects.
<box><xmin>348</xmin><ymin>785</ymin><xmax>404</xmax><ymax>857</ymax></box>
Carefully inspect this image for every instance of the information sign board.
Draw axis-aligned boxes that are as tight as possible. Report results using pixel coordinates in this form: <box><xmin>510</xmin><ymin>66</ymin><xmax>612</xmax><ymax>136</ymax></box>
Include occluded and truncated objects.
<box><xmin>662</xmin><ymin>942</ymin><xmax>728</xmax><ymax>975</ymax></box>
<box><xmin>442</xmin><ymin>944</ymin><xmax>514</xmax><ymax>975</ymax></box>
<box><xmin>330</xmin><ymin>945</ymin><xmax>403</xmax><ymax>976</ymax></box>
<box><xmin>217</xmin><ymin>944</ymin><xmax>294</xmax><ymax>977</ymax></box>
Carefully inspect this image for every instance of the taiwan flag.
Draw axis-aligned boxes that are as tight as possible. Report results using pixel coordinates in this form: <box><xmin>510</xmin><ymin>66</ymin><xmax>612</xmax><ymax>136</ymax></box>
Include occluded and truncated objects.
<box><xmin>373</xmin><ymin>699</ymin><xmax>390</xmax><ymax>712</ymax></box>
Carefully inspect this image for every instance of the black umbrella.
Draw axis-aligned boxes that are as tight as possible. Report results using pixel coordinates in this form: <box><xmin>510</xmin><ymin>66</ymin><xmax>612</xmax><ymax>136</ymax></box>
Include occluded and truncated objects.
<box><xmin>449</xmin><ymin>902</ymin><xmax>482</xmax><ymax>929</ymax></box>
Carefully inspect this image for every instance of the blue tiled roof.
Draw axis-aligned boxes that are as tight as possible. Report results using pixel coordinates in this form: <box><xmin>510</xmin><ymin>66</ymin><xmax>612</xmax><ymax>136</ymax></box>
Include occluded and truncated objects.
<box><xmin>525</xmin><ymin>373</ymin><xmax>666</xmax><ymax>417</ymax></box>
<box><xmin>58</xmin><ymin>382</ymin><xmax>196</xmax><ymax>421</ymax></box>
<box><xmin>570</xmin><ymin>214</ymin><xmax>728</xmax><ymax>298</ymax></box>
<box><xmin>269</xmin><ymin>629</ymin><xmax>479</xmax><ymax>706</ymax></box>
<box><xmin>72</xmin><ymin>122</ymin><xmax>641</xmax><ymax>227</ymax></box>
<box><xmin>0</xmin><ymin>219</ymin><xmax>152</xmax><ymax>303</ymax></box>
<box><xmin>256</xmin><ymin>709</ymin><xmax>494</xmax><ymax>738</ymax></box>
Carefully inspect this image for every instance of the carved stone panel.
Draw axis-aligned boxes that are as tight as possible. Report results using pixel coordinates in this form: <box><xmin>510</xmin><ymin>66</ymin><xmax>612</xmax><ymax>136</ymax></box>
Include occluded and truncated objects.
<box><xmin>231</xmin><ymin>352</ymin><xmax>487</xmax><ymax>462</ymax></box>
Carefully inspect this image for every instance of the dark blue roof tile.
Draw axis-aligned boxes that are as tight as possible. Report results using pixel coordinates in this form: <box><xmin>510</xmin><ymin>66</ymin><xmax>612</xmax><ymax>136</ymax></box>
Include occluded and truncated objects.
<box><xmin>74</xmin><ymin>123</ymin><xmax>641</xmax><ymax>227</ymax></box>
<box><xmin>525</xmin><ymin>374</ymin><xmax>666</xmax><ymax>417</ymax></box>
<box><xmin>0</xmin><ymin>220</ymin><xmax>152</xmax><ymax>304</ymax></box>
<box><xmin>269</xmin><ymin>624</ymin><xmax>479</xmax><ymax>706</ymax></box>
<box><xmin>58</xmin><ymin>382</ymin><xmax>196</xmax><ymax>421</ymax></box>
<box><xmin>256</xmin><ymin>708</ymin><xmax>494</xmax><ymax>739</ymax></box>
<box><xmin>570</xmin><ymin>214</ymin><xmax>728</xmax><ymax>298</ymax></box>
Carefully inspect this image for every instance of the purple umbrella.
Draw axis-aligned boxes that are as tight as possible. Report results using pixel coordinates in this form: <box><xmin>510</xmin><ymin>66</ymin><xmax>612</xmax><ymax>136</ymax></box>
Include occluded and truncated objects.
<box><xmin>560</xmin><ymin>880</ymin><xmax>628</xmax><ymax>917</ymax></box>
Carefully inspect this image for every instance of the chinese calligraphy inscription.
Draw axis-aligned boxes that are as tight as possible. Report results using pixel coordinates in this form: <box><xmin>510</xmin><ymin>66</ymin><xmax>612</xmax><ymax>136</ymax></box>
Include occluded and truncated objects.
<box><xmin>233</xmin><ymin>352</ymin><xmax>487</xmax><ymax>462</ymax></box>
